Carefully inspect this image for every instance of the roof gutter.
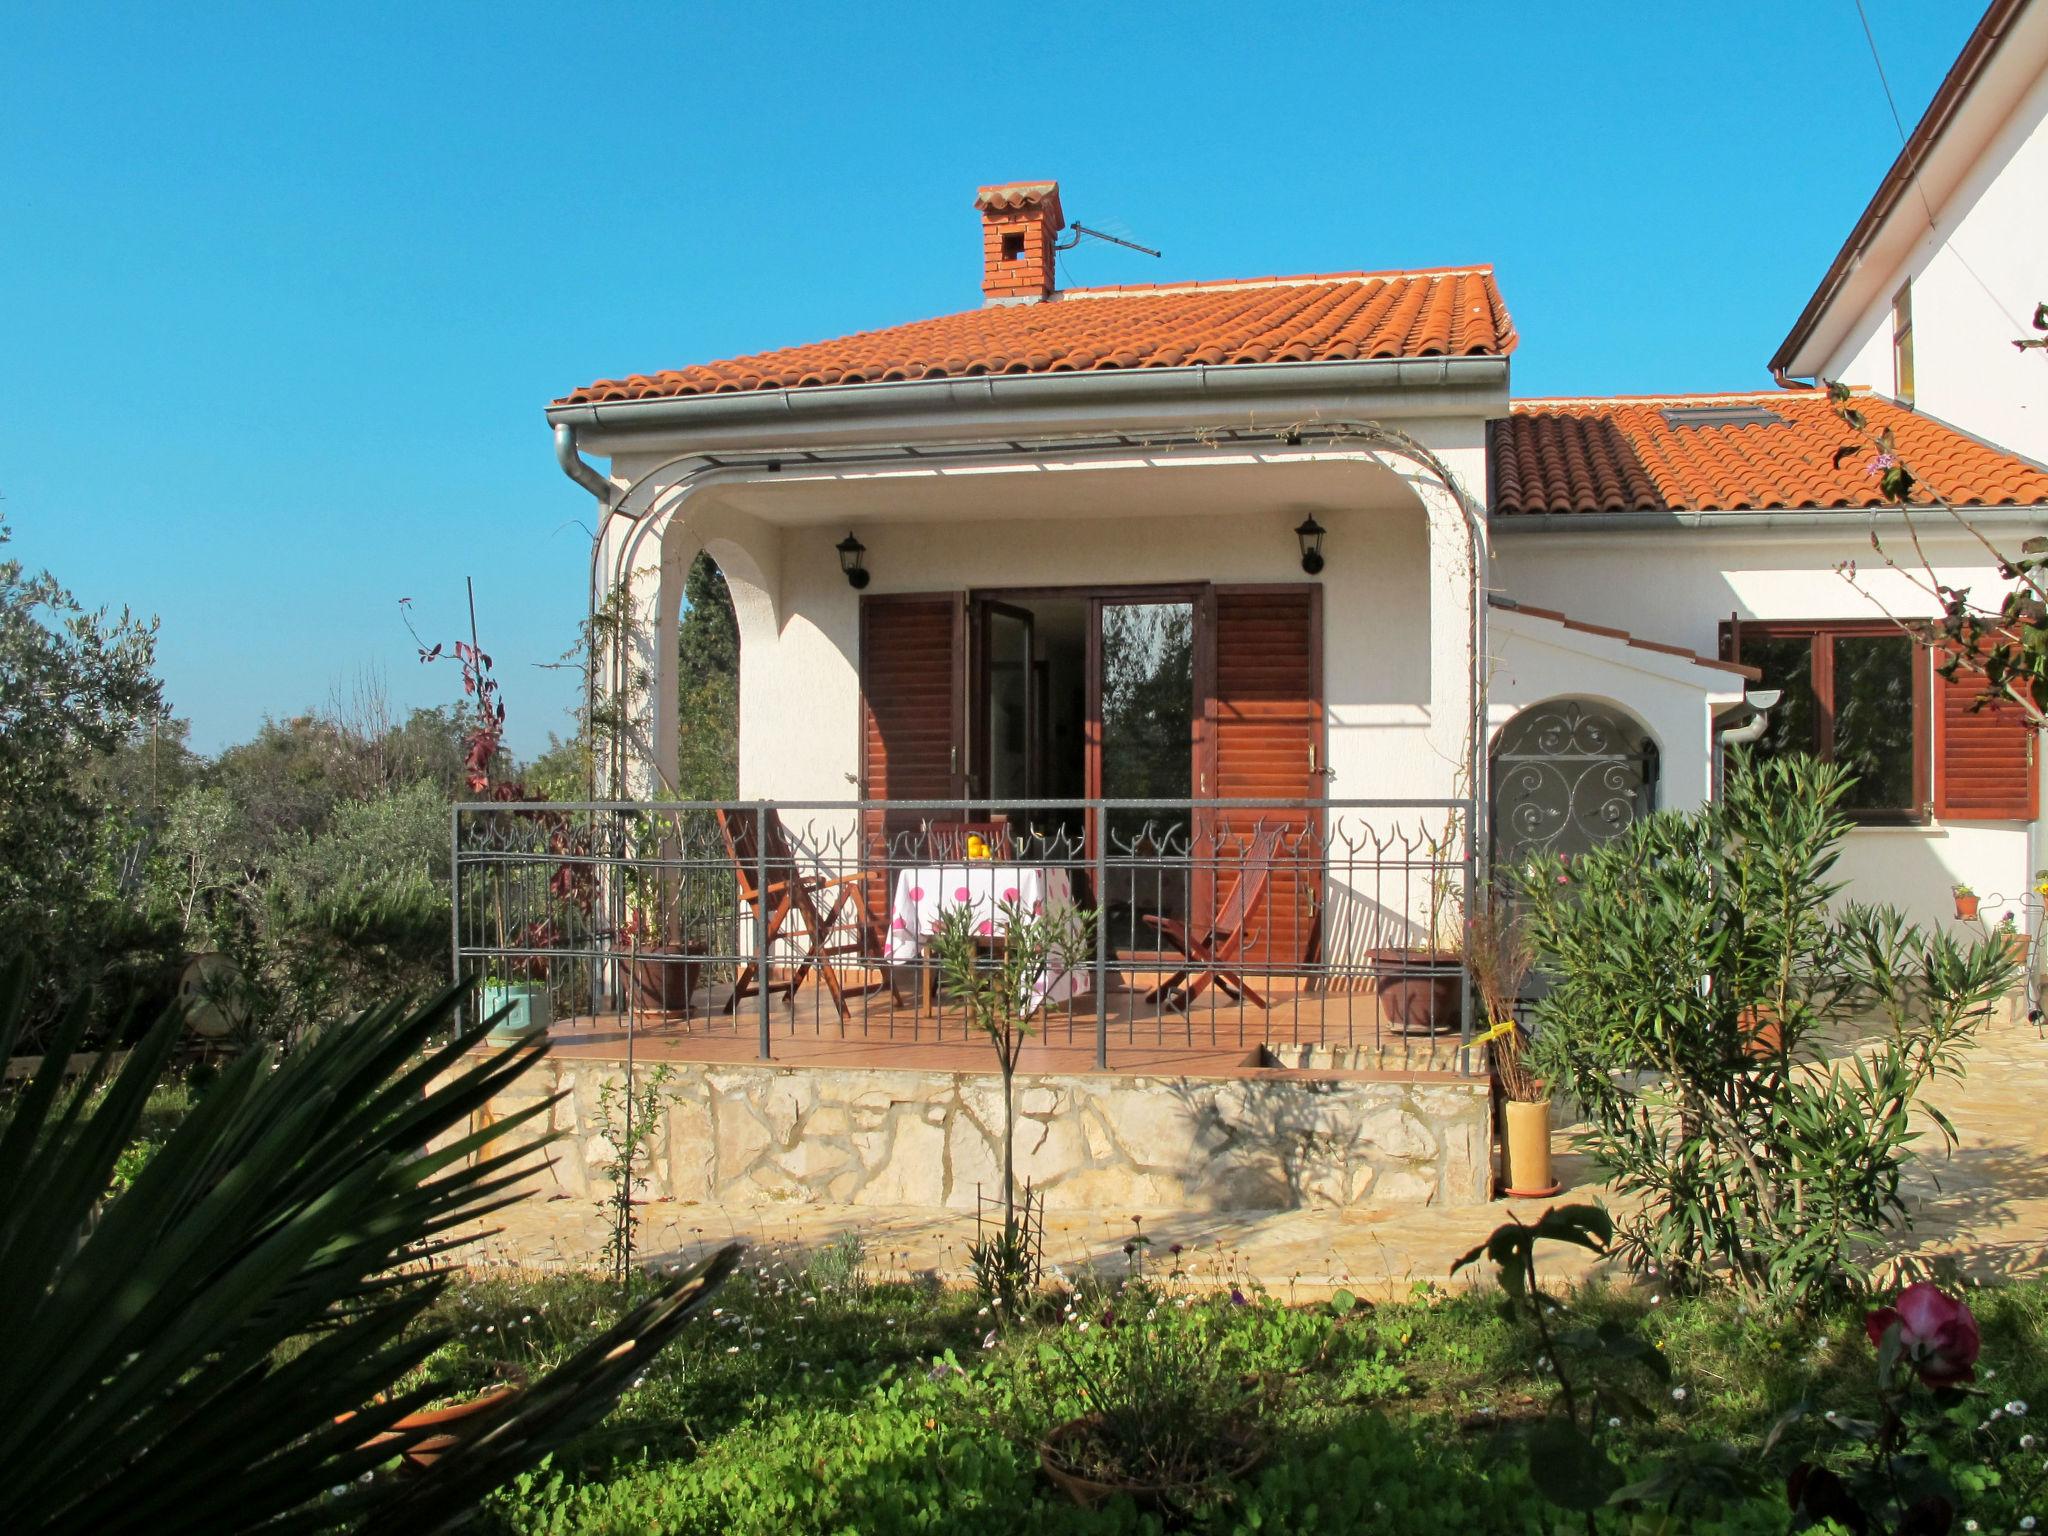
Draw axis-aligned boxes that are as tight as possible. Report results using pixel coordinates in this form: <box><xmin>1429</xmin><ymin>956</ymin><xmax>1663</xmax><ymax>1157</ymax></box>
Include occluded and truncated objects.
<box><xmin>1489</xmin><ymin>505</ymin><xmax>2048</xmax><ymax>535</ymax></box>
<box><xmin>1769</xmin><ymin>0</ymin><xmax>2030</xmax><ymax>384</ymax></box>
<box><xmin>544</xmin><ymin>355</ymin><xmax>1510</xmax><ymax>456</ymax></box>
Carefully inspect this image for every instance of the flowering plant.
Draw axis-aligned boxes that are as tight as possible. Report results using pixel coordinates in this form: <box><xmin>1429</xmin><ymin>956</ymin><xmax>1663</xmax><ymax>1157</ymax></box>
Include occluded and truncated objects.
<box><xmin>1867</xmin><ymin>1282</ymin><xmax>1982</xmax><ymax>1391</ymax></box>
<box><xmin>1789</xmin><ymin>1282</ymin><xmax>2045</xmax><ymax>1535</ymax></box>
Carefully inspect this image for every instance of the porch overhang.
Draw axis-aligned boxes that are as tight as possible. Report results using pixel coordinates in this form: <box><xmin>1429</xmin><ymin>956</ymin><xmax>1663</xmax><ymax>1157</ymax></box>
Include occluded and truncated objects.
<box><xmin>547</xmin><ymin>355</ymin><xmax>1510</xmax><ymax>459</ymax></box>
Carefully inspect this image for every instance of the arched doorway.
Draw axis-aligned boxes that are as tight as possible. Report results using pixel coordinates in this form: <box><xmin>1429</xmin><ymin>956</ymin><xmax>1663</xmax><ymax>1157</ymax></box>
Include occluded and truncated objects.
<box><xmin>1490</xmin><ymin>698</ymin><xmax>1659</xmax><ymax>868</ymax></box>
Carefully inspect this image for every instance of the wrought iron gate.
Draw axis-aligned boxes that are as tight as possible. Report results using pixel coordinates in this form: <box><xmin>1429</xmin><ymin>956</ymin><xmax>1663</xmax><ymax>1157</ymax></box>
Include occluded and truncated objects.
<box><xmin>1489</xmin><ymin>699</ymin><xmax>1659</xmax><ymax>868</ymax></box>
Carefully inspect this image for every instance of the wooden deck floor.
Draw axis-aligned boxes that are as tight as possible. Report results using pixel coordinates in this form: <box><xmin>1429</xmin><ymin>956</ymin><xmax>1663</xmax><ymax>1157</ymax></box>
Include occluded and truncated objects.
<box><xmin>539</xmin><ymin>969</ymin><xmax>1475</xmax><ymax>1078</ymax></box>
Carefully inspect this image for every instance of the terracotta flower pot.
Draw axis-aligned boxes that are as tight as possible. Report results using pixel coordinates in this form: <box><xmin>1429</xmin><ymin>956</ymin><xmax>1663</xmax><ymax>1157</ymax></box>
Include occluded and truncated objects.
<box><xmin>339</xmin><ymin>1384</ymin><xmax>522</xmax><ymax>1474</ymax></box>
<box><xmin>1739</xmin><ymin>1004</ymin><xmax>1782</xmax><ymax>1059</ymax></box>
<box><xmin>1955</xmin><ymin>892</ymin><xmax>1981</xmax><ymax>921</ymax></box>
<box><xmin>630</xmin><ymin>942</ymin><xmax>706</xmax><ymax>1014</ymax></box>
<box><xmin>1038</xmin><ymin>1415</ymin><xmax>1260</xmax><ymax>1512</ymax></box>
<box><xmin>1502</xmin><ymin>1097</ymin><xmax>1559</xmax><ymax>1198</ymax></box>
<box><xmin>1368</xmin><ymin>948</ymin><xmax>1465</xmax><ymax>1035</ymax></box>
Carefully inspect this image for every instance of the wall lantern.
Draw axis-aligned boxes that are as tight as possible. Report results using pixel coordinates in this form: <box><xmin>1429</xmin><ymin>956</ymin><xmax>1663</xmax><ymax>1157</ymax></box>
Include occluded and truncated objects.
<box><xmin>1294</xmin><ymin>514</ymin><xmax>1326</xmax><ymax>575</ymax></box>
<box><xmin>836</xmin><ymin>532</ymin><xmax>870</xmax><ymax>589</ymax></box>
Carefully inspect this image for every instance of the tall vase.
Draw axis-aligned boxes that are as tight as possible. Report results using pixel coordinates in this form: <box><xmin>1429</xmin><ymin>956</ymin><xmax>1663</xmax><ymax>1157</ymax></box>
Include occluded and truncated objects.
<box><xmin>1503</xmin><ymin>1098</ymin><xmax>1559</xmax><ymax>1198</ymax></box>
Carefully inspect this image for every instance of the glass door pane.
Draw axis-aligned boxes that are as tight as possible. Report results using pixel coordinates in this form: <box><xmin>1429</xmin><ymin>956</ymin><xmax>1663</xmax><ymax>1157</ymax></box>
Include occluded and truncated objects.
<box><xmin>1097</xmin><ymin>600</ymin><xmax>1196</xmax><ymax>938</ymax></box>
<box><xmin>986</xmin><ymin>605</ymin><xmax>1033</xmax><ymax>801</ymax></box>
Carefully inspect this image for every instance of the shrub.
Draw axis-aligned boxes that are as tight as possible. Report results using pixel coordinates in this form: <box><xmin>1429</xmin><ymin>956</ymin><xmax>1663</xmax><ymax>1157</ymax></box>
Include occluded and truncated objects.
<box><xmin>1518</xmin><ymin>752</ymin><xmax>2015</xmax><ymax>1302</ymax></box>
<box><xmin>0</xmin><ymin>962</ymin><xmax>737</xmax><ymax>1535</ymax></box>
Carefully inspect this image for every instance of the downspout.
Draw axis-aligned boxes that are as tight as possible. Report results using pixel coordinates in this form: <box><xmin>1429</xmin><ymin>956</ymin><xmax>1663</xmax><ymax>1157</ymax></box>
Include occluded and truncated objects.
<box><xmin>555</xmin><ymin>422</ymin><xmax>616</xmax><ymax>504</ymax></box>
<box><xmin>1711</xmin><ymin>704</ymin><xmax>1772</xmax><ymax>801</ymax></box>
<box><xmin>552</xmin><ymin>422</ymin><xmax>624</xmax><ymax>802</ymax></box>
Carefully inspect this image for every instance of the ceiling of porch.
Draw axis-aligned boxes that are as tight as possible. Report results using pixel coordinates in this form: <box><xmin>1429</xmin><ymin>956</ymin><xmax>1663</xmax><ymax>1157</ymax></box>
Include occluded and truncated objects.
<box><xmin>697</xmin><ymin>448</ymin><xmax>1433</xmax><ymax>527</ymax></box>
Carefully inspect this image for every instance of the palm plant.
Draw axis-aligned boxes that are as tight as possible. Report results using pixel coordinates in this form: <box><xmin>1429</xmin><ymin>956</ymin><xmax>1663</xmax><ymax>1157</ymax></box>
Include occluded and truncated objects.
<box><xmin>0</xmin><ymin>961</ymin><xmax>738</xmax><ymax>1535</ymax></box>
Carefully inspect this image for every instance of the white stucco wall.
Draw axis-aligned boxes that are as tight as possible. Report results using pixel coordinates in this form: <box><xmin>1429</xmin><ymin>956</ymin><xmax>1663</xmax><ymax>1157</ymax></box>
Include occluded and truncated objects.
<box><xmin>1493</xmin><ymin>524</ymin><xmax>2038</xmax><ymax>934</ymax></box>
<box><xmin>1819</xmin><ymin>55</ymin><xmax>2048</xmax><ymax>461</ymax></box>
<box><xmin>1486</xmin><ymin>608</ymin><xmax>1743</xmax><ymax>817</ymax></box>
<box><xmin>613</xmin><ymin>434</ymin><xmax>1491</xmax><ymax>821</ymax></box>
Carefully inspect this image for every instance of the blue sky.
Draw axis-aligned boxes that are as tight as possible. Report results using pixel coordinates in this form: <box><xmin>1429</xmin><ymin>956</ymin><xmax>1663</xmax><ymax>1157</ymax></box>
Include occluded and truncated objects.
<box><xmin>0</xmin><ymin>1</ymin><xmax>1988</xmax><ymax>757</ymax></box>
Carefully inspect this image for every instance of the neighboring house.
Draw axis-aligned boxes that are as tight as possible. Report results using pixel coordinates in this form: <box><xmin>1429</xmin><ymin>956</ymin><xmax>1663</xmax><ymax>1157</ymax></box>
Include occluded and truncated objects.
<box><xmin>1771</xmin><ymin>0</ymin><xmax>2048</xmax><ymax>461</ymax></box>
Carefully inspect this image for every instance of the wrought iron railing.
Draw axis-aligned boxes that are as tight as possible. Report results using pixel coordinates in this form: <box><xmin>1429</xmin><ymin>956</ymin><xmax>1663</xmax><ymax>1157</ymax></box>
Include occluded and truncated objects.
<box><xmin>452</xmin><ymin>798</ymin><xmax>1476</xmax><ymax>1069</ymax></box>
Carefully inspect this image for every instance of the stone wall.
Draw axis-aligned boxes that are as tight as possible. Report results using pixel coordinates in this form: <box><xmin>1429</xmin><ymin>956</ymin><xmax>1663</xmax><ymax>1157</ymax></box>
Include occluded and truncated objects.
<box><xmin>463</xmin><ymin>1058</ymin><xmax>1493</xmax><ymax>1213</ymax></box>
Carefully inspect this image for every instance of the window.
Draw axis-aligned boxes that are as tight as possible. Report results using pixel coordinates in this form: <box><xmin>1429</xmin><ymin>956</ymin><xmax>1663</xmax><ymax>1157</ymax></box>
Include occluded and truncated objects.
<box><xmin>1724</xmin><ymin>620</ymin><xmax>1927</xmax><ymax>819</ymax></box>
<box><xmin>1892</xmin><ymin>281</ymin><xmax>1915</xmax><ymax>406</ymax></box>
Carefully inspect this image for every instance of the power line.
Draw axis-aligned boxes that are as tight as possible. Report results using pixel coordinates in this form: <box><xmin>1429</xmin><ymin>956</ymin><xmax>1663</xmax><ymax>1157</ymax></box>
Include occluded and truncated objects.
<box><xmin>1850</xmin><ymin>0</ymin><xmax>2026</xmax><ymax>335</ymax></box>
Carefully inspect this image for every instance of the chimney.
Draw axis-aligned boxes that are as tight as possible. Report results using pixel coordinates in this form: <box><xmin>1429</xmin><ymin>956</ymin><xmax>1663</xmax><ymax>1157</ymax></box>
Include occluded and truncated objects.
<box><xmin>975</xmin><ymin>181</ymin><xmax>1064</xmax><ymax>303</ymax></box>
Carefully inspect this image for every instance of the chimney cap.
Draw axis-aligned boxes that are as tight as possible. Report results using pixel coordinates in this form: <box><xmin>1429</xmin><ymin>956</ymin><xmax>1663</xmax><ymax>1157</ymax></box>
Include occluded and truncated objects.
<box><xmin>974</xmin><ymin>181</ymin><xmax>1063</xmax><ymax>222</ymax></box>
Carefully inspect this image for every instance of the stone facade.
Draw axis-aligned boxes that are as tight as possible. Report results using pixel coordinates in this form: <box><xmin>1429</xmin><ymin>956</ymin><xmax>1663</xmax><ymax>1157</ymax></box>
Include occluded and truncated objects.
<box><xmin>462</xmin><ymin>1057</ymin><xmax>1493</xmax><ymax>1213</ymax></box>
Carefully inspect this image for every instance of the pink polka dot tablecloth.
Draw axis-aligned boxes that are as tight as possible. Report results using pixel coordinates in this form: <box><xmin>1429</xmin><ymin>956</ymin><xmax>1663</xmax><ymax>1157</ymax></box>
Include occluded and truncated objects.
<box><xmin>885</xmin><ymin>863</ymin><xmax>1088</xmax><ymax>1007</ymax></box>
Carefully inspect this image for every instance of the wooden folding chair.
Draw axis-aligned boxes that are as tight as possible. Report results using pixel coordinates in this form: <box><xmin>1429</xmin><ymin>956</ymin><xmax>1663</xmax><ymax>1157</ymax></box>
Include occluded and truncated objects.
<box><xmin>1142</xmin><ymin>823</ymin><xmax>1286</xmax><ymax>1011</ymax></box>
<box><xmin>922</xmin><ymin>817</ymin><xmax>1014</xmax><ymax>860</ymax></box>
<box><xmin>716</xmin><ymin>808</ymin><xmax>885</xmax><ymax>1025</ymax></box>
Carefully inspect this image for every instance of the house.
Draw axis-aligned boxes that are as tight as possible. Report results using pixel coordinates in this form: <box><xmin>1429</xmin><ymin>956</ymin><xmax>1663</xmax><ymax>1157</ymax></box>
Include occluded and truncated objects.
<box><xmin>476</xmin><ymin>11</ymin><xmax>2046</xmax><ymax>1217</ymax></box>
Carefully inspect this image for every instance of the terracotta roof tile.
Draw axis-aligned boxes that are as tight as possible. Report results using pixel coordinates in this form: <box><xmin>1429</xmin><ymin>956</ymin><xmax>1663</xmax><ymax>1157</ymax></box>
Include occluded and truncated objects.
<box><xmin>1492</xmin><ymin>390</ymin><xmax>2048</xmax><ymax>515</ymax></box>
<box><xmin>556</xmin><ymin>266</ymin><xmax>1516</xmax><ymax>405</ymax></box>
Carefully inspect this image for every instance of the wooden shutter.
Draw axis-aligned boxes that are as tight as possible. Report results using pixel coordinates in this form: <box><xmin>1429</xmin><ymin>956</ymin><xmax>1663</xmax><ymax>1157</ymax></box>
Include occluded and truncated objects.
<box><xmin>1933</xmin><ymin>653</ymin><xmax>2038</xmax><ymax>820</ymax></box>
<box><xmin>859</xmin><ymin>594</ymin><xmax>967</xmax><ymax>863</ymax></box>
<box><xmin>1211</xmin><ymin>586</ymin><xmax>1323</xmax><ymax>964</ymax></box>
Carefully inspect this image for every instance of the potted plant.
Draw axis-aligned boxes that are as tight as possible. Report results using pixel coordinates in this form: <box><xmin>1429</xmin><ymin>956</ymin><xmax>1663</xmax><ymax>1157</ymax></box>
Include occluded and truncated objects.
<box><xmin>1370</xmin><ymin>813</ymin><xmax>1468</xmax><ymax>1034</ymax></box>
<box><xmin>338</xmin><ymin>1365</ymin><xmax>529</xmax><ymax>1474</ymax></box>
<box><xmin>618</xmin><ymin>812</ymin><xmax>708</xmax><ymax>1017</ymax></box>
<box><xmin>1022</xmin><ymin>1287</ymin><xmax>1264</xmax><ymax>1514</ymax></box>
<box><xmin>1465</xmin><ymin>894</ymin><xmax>1558</xmax><ymax>1197</ymax></box>
<box><xmin>1953</xmin><ymin>882</ymin><xmax>1980</xmax><ymax>921</ymax></box>
<box><xmin>1996</xmin><ymin>912</ymin><xmax>2029</xmax><ymax>970</ymax></box>
<box><xmin>479</xmin><ymin>924</ymin><xmax>553</xmax><ymax>1045</ymax></box>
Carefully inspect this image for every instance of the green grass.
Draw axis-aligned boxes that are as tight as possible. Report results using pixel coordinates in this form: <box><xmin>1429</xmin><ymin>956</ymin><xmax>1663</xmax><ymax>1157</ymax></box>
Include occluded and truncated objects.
<box><xmin>403</xmin><ymin>1243</ymin><xmax>2048</xmax><ymax>1535</ymax></box>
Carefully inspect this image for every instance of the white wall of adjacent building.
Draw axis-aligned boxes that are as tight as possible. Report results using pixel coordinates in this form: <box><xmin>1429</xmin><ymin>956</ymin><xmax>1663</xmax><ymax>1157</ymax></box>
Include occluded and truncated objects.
<box><xmin>1819</xmin><ymin>53</ymin><xmax>2048</xmax><ymax>462</ymax></box>
<box><xmin>1494</xmin><ymin>523</ymin><xmax>2036</xmax><ymax>934</ymax></box>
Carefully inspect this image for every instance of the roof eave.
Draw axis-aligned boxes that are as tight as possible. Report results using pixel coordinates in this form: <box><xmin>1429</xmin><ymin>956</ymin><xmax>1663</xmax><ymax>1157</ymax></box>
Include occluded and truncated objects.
<box><xmin>1488</xmin><ymin>504</ymin><xmax>2048</xmax><ymax>534</ymax></box>
<box><xmin>547</xmin><ymin>354</ymin><xmax>1512</xmax><ymax>457</ymax></box>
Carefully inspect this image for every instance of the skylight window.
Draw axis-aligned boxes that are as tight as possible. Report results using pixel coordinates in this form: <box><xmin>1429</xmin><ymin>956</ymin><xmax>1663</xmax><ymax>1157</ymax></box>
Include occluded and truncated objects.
<box><xmin>1659</xmin><ymin>405</ymin><xmax>1789</xmax><ymax>430</ymax></box>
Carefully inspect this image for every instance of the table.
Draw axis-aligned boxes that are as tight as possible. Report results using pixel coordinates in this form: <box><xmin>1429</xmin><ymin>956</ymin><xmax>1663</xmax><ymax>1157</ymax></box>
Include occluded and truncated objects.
<box><xmin>885</xmin><ymin>863</ymin><xmax>1089</xmax><ymax>1009</ymax></box>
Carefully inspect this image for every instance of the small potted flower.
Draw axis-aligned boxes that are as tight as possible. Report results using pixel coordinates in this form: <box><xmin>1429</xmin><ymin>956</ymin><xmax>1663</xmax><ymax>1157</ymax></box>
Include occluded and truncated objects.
<box><xmin>1953</xmin><ymin>882</ymin><xmax>1980</xmax><ymax>921</ymax></box>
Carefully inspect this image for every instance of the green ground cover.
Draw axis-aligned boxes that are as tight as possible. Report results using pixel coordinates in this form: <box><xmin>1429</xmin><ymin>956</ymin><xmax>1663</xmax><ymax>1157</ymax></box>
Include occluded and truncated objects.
<box><xmin>409</xmin><ymin>1241</ymin><xmax>2048</xmax><ymax>1536</ymax></box>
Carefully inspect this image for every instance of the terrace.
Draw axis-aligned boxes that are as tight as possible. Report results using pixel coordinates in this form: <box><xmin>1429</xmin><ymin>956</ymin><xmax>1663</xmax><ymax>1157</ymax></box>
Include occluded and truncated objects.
<box><xmin>452</xmin><ymin>797</ymin><xmax>1494</xmax><ymax>1213</ymax></box>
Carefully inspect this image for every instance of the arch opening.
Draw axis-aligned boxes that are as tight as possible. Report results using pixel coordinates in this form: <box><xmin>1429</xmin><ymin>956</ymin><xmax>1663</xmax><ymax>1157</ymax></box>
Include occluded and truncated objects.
<box><xmin>1489</xmin><ymin>697</ymin><xmax>1660</xmax><ymax>869</ymax></box>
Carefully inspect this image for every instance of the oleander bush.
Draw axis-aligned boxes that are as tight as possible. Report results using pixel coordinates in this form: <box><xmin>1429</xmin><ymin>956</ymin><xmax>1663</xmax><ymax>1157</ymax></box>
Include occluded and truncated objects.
<box><xmin>1519</xmin><ymin>752</ymin><xmax>2018</xmax><ymax>1304</ymax></box>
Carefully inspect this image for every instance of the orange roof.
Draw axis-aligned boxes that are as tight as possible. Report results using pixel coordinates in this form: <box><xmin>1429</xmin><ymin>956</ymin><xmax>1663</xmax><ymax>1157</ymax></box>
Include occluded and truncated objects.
<box><xmin>1491</xmin><ymin>390</ymin><xmax>2048</xmax><ymax>516</ymax></box>
<box><xmin>556</xmin><ymin>267</ymin><xmax>1516</xmax><ymax>405</ymax></box>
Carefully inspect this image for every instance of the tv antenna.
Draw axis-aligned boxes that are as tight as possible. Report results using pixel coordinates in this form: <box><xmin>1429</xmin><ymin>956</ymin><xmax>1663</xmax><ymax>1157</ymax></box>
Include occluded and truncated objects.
<box><xmin>1055</xmin><ymin>222</ymin><xmax>1161</xmax><ymax>259</ymax></box>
